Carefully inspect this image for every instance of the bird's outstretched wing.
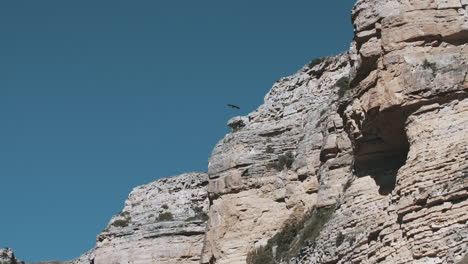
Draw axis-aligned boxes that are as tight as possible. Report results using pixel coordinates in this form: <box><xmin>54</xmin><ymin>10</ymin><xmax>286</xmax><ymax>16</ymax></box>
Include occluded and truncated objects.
<box><xmin>227</xmin><ymin>104</ymin><xmax>240</xmax><ymax>109</ymax></box>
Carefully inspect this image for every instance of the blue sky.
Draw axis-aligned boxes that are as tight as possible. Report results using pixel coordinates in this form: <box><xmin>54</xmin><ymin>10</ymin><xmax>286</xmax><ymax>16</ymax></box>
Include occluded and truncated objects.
<box><xmin>0</xmin><ymin>1</ymin><xmax>355</xmax><ymax>262</ymax></box>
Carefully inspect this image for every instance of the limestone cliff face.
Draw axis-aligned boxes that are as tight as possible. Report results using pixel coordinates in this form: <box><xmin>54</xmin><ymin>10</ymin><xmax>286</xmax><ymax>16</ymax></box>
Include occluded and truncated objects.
<box><xmin>7</xmin><ymin>0</ymin><xmax>468</xmax><ymax>263</ymax></box>
<box><xmin>202</xmin><ymin>54</ymin><xmax>352</xmax><ymax>264</ymax></box>
<box><xmin>72</xmin><ymin>172</ymin><xmax>209</xmax><ymax>264</ymax></box>
<box><xmin>292</xmin><ymin>0</ymin><xmax>468</xmax><ymax>263</ymax></box>
<box><xmin>203</xmin><ymin>0</ymin><xmax>467</xmax><ymax>263</ymax></box>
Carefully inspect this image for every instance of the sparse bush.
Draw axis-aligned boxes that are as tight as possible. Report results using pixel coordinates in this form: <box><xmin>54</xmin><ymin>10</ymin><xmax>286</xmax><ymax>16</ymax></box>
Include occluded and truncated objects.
<box><xmin>246</xmin><ymin>206</ymin><xmax>335</xmax><ymax>264</ymax></box>
<box><xmin>422</xmin><ymin>59</ymin><xmax>437</xmax><ymax>71</ymax></box>
<box><xmin>307</xmin><ymin>57</ymin><xmax>326</xmax><ymax>69</ymax></box>
<box><xmin>266</xmin><ymin>151</ymin><xmax>294</xmax><ymax>171</ymax></box>
<box><xmin>112</xmin><ymin>218</ymin><xmax>131</xmax><ymax>228</ymax></box>
<box><xmin>118</xmin><ymin>211</ymin><xmax>130</xmax><ymax>217</ymax></box>
<box><xmin>265</xmin><ymin>145</ymin><xmax>274</xmax><ymax>154</ymax></box>
<box><xmin>186</xmin><ymin>207</ymin><xmax>209</xmax><ymax>222</ymax></box>
<box><xmin>348</xmin><ymin>234</ymin><xmax>357</xmax><ymax>245</ymax></box>
<box><xmin>246</xmin><ymin>247</ymin><xmax>275</xmax><ymax>264</ymax></box>
<box><xmin>336</xmin><ymin>232</ymin><xmax>345</xmax><ymax>246</ymax></box>
<box><xmin>335</xmin><ymin>77</ymin><xmax>351</xmax><ymax>98</ymax></box>
<box><xmin>156</xmin><ymin>212</ymin><xmax>174</xmax><ymax>222</ymax></box>
<box><xmin>161</xmin><ymin>204</ymin><xmax>169</xmax><ymax>209</ymax></box>
<box><xmin>294</xmin><ymin>206</ymin><xmax>335</xmax><ymax>255</ymax></box>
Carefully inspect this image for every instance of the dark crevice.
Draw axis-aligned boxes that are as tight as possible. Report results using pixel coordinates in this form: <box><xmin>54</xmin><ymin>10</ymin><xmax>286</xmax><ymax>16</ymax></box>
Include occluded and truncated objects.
<box><xmin>209</xmin><ymin>255</ymin><xmax>217</xmax><ymax>264</ymax></box>
<box><xmin>200</xmin><ymin>180</ymin><xmax>209</xmax><ymax>187</ymax></box>
<box><xmin>233</xmin><ymin>163</ymin><xmax>251</xmax><ymax>169</ymax></box>
<box><xmin>368</xmin><ymin>229</ymin><xmax>382</xmax><ymax>243</ymax></box>
<box><xmin>354</xmin><ymin>108</ymin><xmax>410</xmax><ymax>195</ymax></box>
<box><xmin>298</xmin><ymin>174</ymin><xmax>308</xmax><ymax>182</ymax></box>
<box><xmin>258</xmin><ymin>128</ymin><xmax>292</xmax><ymax>137</ymax></box>
<box><xmin>349</xmin><ymin>55</ymin><xmax>379</xmax><ymax>90</ymax></box>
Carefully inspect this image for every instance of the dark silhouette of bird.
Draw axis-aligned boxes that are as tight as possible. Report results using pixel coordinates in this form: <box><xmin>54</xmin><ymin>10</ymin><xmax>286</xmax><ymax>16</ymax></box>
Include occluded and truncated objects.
<box><xmin>227</xmin><ymin>104</ymin><xmax>240</xmax><ymax>109</ymax></box>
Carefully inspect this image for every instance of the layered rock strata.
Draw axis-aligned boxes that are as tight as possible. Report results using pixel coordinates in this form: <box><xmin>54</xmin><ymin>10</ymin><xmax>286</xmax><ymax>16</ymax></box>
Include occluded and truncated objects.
<box><xmin>202</xmin><ymin>55</ymin><xmax>353</xmax><ymax>264</ymax></box>
<box><xmin>204</xmin><ymin>0</ymin><xmax>468</xmax><ymax>263</ymax></box>
<box><xmin>287</xmin><ymin>0</ymin><xmax>468</xmax><ymax>263</ymax></box>
<box><xmin>7</xmin><ymin>0</ymin><xmax>468</xmax><ymax>263</ymax></box>
<box><xmin>74</xmin><ymin>172</ymin><xmax>209</xmax><ymax>264</ymax></box>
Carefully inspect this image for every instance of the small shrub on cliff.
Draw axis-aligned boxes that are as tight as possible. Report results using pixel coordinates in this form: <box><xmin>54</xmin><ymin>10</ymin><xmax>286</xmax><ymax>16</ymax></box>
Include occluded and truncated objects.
<box><xmin>266</xmin><ymin>151</ymin><xmax>294</xmax><ymax>171</ymax></box>
<box><xmin>112</xmin><ymin>218</ymin><xmax>131</xmax><ymax>228</ymax></box>
<box><xmin>336</xmin><ymin>232</ymin><xmax>345</xmax><ymax>246</ymax></box>
<box><xmin>161</xmin><ymin>204</ymin><xmax>169</xmax><ymax>209</ymax></box>
<box><xmin>265</xmin><ymin>145</ymin><xmax>274</xmax><ymax>154</ymax></box>
<box><xmin>246</xmin><ymin>247</ymin><xmax>275</xmax><ymax>264</ymax></box>
<box><xmin>307</xmin><ymin>57</ymin><xmax>326</xmax><ymax>68</ymax></box>
<box><xmin>117</xmin><ymin>211</ymin><xmax>130</xmax><ymax>218</ymax></box>
<box><xmin>422</xmin><ymin>59</ymin><xmax>437</xmax><ymax>72</ymax></box>
<box><xmin>186</xmin><ymin>207</ymin><xmax>208</xmax><ymax>222</ymax></box>
<box><xmin>246</xmin><ymin>206</ymin><xmax>335</xmax><ymax>264</ymax></box>
<box><xmin>156</xmin><ymin>212</ymin><xmax>174</xmax><ymax>222</ymax></box>
<box><xmin>335</xmin><ymin>76</ymin><xmax>351</xmax><ymax>98</ymax></box>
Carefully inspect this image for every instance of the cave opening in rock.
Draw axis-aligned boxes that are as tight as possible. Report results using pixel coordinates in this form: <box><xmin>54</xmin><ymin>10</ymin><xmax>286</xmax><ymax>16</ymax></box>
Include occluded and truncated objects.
<box><xmin>353</xmin><ymin>109</ymin><xmax>410</xmax><ymax>195</ymax></box>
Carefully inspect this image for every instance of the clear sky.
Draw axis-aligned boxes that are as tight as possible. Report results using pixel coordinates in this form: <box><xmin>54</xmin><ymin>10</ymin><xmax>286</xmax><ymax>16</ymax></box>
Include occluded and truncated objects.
<box><xmin>0</xmin><ymin>1</ymin><xmax>355</xmax><ymax>262</ymax></box>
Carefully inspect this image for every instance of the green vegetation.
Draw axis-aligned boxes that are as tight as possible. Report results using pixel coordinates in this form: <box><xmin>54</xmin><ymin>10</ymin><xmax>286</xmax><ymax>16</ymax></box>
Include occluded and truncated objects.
<box><xmin>336</xmin><ymin>232</ymin><xmax>345</xmax><ymax>246</ymax></box>
<box><xmin>118</xmin><ymin>211</ymin><xmax>130</xmax><ymax>217</ymax></box>
<box><xmin>266</xmin><ymin>151</ymin><xmax>294</xmax><ymax>171</ymax></box>
<box><xmin>335</xmin><ymin>76</ymin><xmax>351</xmax><ymax>98</ymax></box>
<box><xmin>186</xmin><ymin>206</ymin><xmax>209</xmax><ymax>222</ymax></box>
<box><xmin>307</xmin><ymin>57</ymin><xmax>327</xmax><ymax>68</ymax></box>
<box><xmin>112</xmin><ymin>218</ymin><xmax>131</xmax><ymax>228</ymax></box>
<box><xmin>161</xmin><ymin>204</ymin><xmax>169</xmax><ymax>209</ymax></box>
<box><xmin>422</xmin><ymin>59</ymin><xmax>437</xmax><ymax>71</ymax></box>
<box><xmin>246</xmin><ymin>206</ymin><xmax>335</xmax><ymax>264</ymax></box>
<box><xmin>265</xmin><ymin>145</ymin><xmax>274</xmax><ymax>154</ymax></box>
<box><xmin>246</xmin><ymin>247</ymin><xmax>275</xmax><ymax>264</ymax></box>
<box><xmin>156</xmin><ymin>212</ymin><xmax>174</xmax><ymax>222</ymax></box>
<box><xmin>229</xmin><ymin>120</ymin><xmax>245</xmax><ymax>132</ymax></box>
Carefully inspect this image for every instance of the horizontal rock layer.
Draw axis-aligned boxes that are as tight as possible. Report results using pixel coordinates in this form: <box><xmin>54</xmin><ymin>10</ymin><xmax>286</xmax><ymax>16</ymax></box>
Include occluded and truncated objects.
<box><xmin>72</xmin><ymin>172</ymin><xmax>209</xmax><ymax>264</ymax></box>
<box><xmin>7</xmin><ymin>0</ymin><xmax>468</xmax><ymax>263</ymax></box>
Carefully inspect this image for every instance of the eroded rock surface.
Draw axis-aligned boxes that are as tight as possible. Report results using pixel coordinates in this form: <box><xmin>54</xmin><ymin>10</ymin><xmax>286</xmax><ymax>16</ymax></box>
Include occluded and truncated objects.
<box><xmin>73</xmin><ymin>172</ymin><xmax>209</xmax><ymax>264</ymax></box>
<box><xmin>204</xmin><ymin>0</ymin><xmax>467</xmax><ymax>263</ymax></box>
<box><xmin>289</xmin><ymin>0</ymin><xmax>468</xmax><ymax>263</ymax></box>
<box><xmin>0</xmin><ymin>249</ymin><xmax>24</xmax><ymax>264</ymax></box>
<box><xmin>202</xmin><ymin>55</ymin><xmax>353</xmax><ymax>264</ymax></box>
<box><xmin>8</xmin><ymin>0</ymin><xmax>468</xmax><ymax>263</ymax></box>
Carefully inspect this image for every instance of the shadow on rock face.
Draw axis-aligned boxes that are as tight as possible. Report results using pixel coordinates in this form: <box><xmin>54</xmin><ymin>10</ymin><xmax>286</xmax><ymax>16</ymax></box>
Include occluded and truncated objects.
<box><xmin>353</xmin><ymin>109</ymin><xmax>410</xmax><ymax>195</ymax></box>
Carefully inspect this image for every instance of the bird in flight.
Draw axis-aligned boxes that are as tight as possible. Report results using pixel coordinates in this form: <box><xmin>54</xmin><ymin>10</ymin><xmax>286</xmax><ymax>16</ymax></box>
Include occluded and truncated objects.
<box><xmin>227</xmin><ymin>104</ymin><xmax>240</xmax><ymax>109</ymax></box>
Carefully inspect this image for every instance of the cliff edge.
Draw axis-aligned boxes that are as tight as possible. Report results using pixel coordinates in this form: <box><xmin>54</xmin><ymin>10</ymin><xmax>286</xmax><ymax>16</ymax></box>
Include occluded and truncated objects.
<box><xmin>5</xmin><ymin>0</ymin><xmax>467</xmax><ymax>263</ymax></box>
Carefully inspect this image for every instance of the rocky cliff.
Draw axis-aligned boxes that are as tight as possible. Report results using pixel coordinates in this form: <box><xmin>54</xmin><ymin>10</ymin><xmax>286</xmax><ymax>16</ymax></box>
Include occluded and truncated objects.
<box><xmin>5</xmin><ymin>0</ymin><xmax>467</xmax><ymax>263</ymax></box>
<box><xmin>203</xmin><ymin>0</ymin><xmax>467</xmax><ymax>262</ymax></box>
<box><xmin>70</xmin><ymin>172</ymin><xmax>210</xmax><ymax>264</ymax></box>
<box><xmin>0</xmin><ymin>249</ymin><xmax>24</xmax><ymax>264</ymax></box>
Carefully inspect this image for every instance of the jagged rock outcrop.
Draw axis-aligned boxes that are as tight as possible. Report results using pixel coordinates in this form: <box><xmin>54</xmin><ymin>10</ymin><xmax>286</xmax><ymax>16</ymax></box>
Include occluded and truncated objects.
<box><xmin>73</xmin><ymin>172</ymin><xmax>209</xmax><ymax>264</ymax></box>
<box><xmin>203</xmin><ymin>0</ymin><xmax>467</xmax><ymax>263</ymax></box>
<box><xmin>288</xmin><ymin>0</ymin><xmax>468</xmax><ymax>263</ymax></box>
<box><xmin>201</xmin><ymin>55</ymin><xmax>353</xmax><ymax>263</ymax></box>
<box><xmin>244</xmin><ymin>0</ymin><xmax>468</xmax><ymax>264</ymax></box>
<box><xmin>0</xmin><ymin>249</ymin><xmax>24</xmax><ymax>264</ymax></box>
<box><xmin>7</xmin><ymin>0</ymin><xmax>467</xmax><ymax>263</ymax></box>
